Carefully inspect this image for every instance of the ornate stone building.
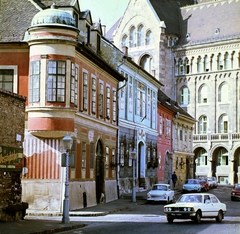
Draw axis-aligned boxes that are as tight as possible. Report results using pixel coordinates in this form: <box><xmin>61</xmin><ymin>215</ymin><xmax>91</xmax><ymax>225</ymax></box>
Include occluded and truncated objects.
<box><xmin>107</xmin><ymin>0</ymin><xmax>240</xmax><ymax>184</ymax></box>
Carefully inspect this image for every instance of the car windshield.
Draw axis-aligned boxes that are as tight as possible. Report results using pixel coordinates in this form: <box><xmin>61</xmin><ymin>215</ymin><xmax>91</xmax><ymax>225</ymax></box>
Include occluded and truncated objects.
<box><xmin>177</xmin><ymin>194</ymin><xmax>202</xmax><ymax>203</ymax></box>
<box><xmin>234</xmin><ymin>185</ymin><xmax>240</xmax><ymax>190</ymax></box>
<box><xmin>186</xmin><ymin>179</ymin><xmax>199</xmax><ymax>184</ymax></box>
<box><xmin>152</xmin><ymin>185</ymin><xmax>167</xmax><ymax>191</ymax></box>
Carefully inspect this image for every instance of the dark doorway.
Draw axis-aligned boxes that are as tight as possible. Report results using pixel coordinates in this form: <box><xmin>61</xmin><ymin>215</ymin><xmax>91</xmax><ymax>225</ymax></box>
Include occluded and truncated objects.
<box><xmin>95</xmin><ymin>140</ymin><xmax>104</xmax><ymax>203</ymax></box>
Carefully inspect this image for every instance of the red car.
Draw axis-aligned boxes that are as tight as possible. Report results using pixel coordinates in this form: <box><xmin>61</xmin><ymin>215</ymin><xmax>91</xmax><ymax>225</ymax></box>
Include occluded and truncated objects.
<box><xmin>231</xmin><ymin>184</ymin><xmax>240</xmax><ymax>201</ymax></box>
<box><xmin>199</xmin><ymin>178</ymin><xmax>210</xmax><ymax>191</ymax></box>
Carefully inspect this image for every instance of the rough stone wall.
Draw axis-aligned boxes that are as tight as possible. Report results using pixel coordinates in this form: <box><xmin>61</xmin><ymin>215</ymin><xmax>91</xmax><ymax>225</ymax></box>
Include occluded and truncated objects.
<box><xmin>0</xmin><ymin>90</ymin><xmax>26</xmax><ymax>148</ymax></box>
<box><xmin>0</xmin><ymin>89</ymin><xmax>26</xmax><ymax>221</ymax></box>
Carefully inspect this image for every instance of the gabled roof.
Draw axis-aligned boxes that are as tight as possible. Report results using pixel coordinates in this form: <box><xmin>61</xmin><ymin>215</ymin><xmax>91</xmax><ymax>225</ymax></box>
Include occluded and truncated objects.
<box><xmin>178</xmin><ymin>0</ymin><xmax>240</xmax><ymax>45</ymax></box>
<box><xmin>105</xmin><ymin>17</ymin><xmax>122</xmax><ymax>41</ymax></box>
<box><xmin>79</xmin><ymin>10</ymin><xmax>93</xmax><ymax>25</ymax></box>
<box><xmin>158</xmin><ymin>89</ymin><xmax>195</xmax><ymax>122</ymax></box>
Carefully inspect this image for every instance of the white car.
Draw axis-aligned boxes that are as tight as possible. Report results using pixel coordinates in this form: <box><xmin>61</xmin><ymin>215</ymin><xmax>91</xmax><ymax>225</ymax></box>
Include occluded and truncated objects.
<box><xmin>164</xmin><ymin>193</ymin><xmax>227</xmax><ymax>224</ymax></box>
<box><xmin>147</xmin><ymin>184</ymin><xmax>174</xmax><ymax>204</ymax></box>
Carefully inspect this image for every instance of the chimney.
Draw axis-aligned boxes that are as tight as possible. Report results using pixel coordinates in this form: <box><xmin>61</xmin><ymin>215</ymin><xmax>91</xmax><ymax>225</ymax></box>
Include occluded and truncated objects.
<box><xmin>122</xmin><ymin>46</ymin><xmax>128</xmax><ymax>57</ymax></box>
<box><xmin>101</xmin><ymin>25</ymin><xmax>106</xmax><ymax>36</ymax></box>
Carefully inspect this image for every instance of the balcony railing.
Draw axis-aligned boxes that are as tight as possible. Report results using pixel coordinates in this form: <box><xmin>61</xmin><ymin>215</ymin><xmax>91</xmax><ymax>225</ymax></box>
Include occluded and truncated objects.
<box><xmin>193</xmin><ymin>132</ymin><xmax>240</xmax><ymax>143</ymax></box>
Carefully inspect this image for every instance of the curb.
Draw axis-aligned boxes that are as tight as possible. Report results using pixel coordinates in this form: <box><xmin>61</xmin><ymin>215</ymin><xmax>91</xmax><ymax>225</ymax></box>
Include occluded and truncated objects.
<box><xmin>29</xmin><ymin>224</ymin><xmax>86</xmax><ymax>234</ymax></box>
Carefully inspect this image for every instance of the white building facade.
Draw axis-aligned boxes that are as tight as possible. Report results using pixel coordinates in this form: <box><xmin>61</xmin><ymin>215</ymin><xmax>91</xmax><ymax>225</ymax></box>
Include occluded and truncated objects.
<box><xmin>108</xmin><ymin>0</ymin><xmax>240</xmax><ymax>184</ymax></box>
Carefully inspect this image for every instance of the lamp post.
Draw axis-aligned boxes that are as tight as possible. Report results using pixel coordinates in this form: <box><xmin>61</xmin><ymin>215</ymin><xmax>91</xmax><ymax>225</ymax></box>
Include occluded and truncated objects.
<box><xmin>131</xmin><ymin>148</ymin><xmax>137</xmax><ymax>202</ymax></box>
<box><xmin>62</xmin><ymin>133</ymin><xmax>73</xmax><ymax>224</ymax></box>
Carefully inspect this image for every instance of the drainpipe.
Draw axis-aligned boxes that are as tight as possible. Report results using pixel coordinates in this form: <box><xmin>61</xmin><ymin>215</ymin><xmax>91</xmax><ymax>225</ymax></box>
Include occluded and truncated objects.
<box><xmin>116</xmin><ymin>56</ymin><xmax>127</xmax><ymax>198</ymax></box>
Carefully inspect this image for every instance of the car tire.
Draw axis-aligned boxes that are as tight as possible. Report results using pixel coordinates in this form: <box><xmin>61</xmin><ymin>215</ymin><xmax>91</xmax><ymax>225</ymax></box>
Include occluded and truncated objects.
<box><xmin>167</xmin><ymin>216</ymin><xmax>174</xmax><ymax>223</ymax></box>
<box><xmin>216</xmin><ymin>210</ymin><xmax>223</xmax><ymax>223</ymax></box>
<box><xmin>195</xmin><ymin>210</ymin><xmax>201</xmax><ymax>224</ymax></box>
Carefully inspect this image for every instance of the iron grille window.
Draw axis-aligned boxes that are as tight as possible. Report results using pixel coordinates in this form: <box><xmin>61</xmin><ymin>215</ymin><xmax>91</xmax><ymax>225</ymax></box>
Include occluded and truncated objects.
<box><xmin>29</xmin><ymin>61</ymin><xmax>40</xmax><ymax>103</ymax></box>
<box><xmin>0</xmin><ymin>69</ymin><xmax>13</xmax><ymax>92</ymax></box>
<box><xmin>47</xmin><ymin>60</ymin><xmax>66</xmax><ymax>102</ymax></box>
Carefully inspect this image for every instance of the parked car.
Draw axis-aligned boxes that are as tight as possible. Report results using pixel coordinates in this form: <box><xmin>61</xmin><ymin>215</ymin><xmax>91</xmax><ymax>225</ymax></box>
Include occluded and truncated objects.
<box><xmin>182</xmin><ymin>179</ymin><xmax>202</xmax><ymax>193</ymax></box>
<box><xmin>231</xmin><ymin>184</ymin><xmax>240</xmax><ymax>201</ymax></box>
<box><xmin>164</xmin><ymin>193</ymin><xmax>227</xmax><ymax>224</ymax></box>
<box><xmin>199</xmin><ymin>178</ymin><xmax>210</xmax><ymax>191</ymax></box>
<box><xmin>147</xmin><ymin>184</ymin><xmax>174</xmax><ymax>204</ymax></box>
<box><xmin>211</xmin><ymin>177</ymin><xmax>218</xmax><ymax>188</ymax></box>
<box><xmin>207</xmin><ymin>177</ymin><xmax>218</xmax><ymax>189</ymax></box>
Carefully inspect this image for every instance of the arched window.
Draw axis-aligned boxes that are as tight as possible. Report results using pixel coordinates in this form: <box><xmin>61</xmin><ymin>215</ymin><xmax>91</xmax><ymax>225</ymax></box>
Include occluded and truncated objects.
<box><xmin>204</xmin><ymin>55</ymin><xmax>209</xmax><ymax>72</ymax></box>
<box><xmin>129</xmin><ymin>26</ymin><xmax>136</xmax><ymax>48</ymax></box>
<box><xmin>198</xmin><ymin>115</ymin><xmax>208</xmax><ymax>134</ymax></box>
<box><xmin>197</xmin><ymin>56</ymin><xmax>202</xmax><ymax>73</ymax></box>
<box><xmin>198</xmin><ymin>84</ymin><xmax>208</xmax><ymax>103</ymax></box>
<box><xmin>224</xmin><ymin>52</ymin><xmax>230</xmax><ymax>70</ymax></box>
<box><xmin>180</xmin><ymin>86</ymin><xmax>190</xmax><ymax>105</ymax></box>
<box><xmin>218</xmin><ymin>82</ymin><xmax>229</xmax><ymax>102</ymax></box>
<box><xmin>146</xmin><ymin>30</ymin><xmax>152</xmax><ymax>45</ymax></box>
<box><xmin>140</xmin><ymin>54</ymin><xmax>152</xmax><ymax>73</ymax></box>
<box><xmin>137</xmin><ymin>24</ymin><xmax>144</xmax><ymax>46</ymax></box>
<box><xmin>122</xmin><ymin>34</ymin><xmax>128</xmax><ymax>47</ymax></box>
<box><xmin>219</xmin><ymin>114</ymin><xmax>228</xmax><ymax>133</ymax></box>
<box><xmin>178</xmin><ymin>58</ymin><xmax>184</xmax><ymax>75</ymax></box>
<box><xmin>184</xmin><ymin>58</ymin><xmax>190</xmax><ymax>74</ymax></box>
<box><xmin>217</xmin><ymin>53</ymin><xmax>223</xmax><ymax>70</ymax></box>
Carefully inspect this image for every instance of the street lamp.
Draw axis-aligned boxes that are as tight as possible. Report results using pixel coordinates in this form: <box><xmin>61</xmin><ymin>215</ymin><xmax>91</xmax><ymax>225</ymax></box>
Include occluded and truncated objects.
<box><xmin>131</xmin><ymin>148</ymin><xmax>137</xmax><ymax>202</ymax></box>
<box><xmin>62</xmin><ymin>132</ymin><xmax>73</xmax><ymax>224</ymax></box>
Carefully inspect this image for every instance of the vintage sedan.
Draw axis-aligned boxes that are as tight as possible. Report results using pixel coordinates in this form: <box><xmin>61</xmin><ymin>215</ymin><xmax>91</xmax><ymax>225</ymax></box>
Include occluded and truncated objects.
<box><xmin>147</xmin><ymin>184</ymin><xmax>174</xmax><ymax>204</ymax></box>
<box><xmin>182</xmin><ymin>179</ymin><xmax>202</xmax><ymax>193</ymax></box>
<box><xmin>231</xmin><ymin>184</ymin><xmax>240</xmax><ymax>201</ymax></box>
<box><xmin>164</xmin><ymin>193</ymin><xmax>227</xmax><ymax>224</ymax></box>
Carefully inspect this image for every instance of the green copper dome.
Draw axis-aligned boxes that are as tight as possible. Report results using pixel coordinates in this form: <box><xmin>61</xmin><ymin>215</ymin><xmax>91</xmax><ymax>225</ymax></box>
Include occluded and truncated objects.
<box><xmin>31</xmin><ymin>3</ymin><xmax>76</xmax><ymax>27</ymax></box>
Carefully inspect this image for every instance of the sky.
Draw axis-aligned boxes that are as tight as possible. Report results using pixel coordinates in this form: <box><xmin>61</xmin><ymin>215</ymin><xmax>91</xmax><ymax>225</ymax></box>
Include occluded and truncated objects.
<box><xmin>79</xmin><ymin>0</ymin><xmax>129</xmax><ymax>32</ymax></box>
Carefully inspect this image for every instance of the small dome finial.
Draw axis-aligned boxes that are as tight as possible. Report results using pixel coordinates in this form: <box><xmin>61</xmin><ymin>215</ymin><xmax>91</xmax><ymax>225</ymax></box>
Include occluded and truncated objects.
<box><xmin>51</xmin><ymin>2</ymin><xmax>57</xmax><ymax>9</ymax></box>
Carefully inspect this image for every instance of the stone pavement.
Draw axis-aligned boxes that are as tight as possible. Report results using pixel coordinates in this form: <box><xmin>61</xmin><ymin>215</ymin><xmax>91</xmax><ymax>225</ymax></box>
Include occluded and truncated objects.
<box><xmin>0</xmin><ymin>186</ymin><xmax>182</xmax><ymax>234</ymax></box>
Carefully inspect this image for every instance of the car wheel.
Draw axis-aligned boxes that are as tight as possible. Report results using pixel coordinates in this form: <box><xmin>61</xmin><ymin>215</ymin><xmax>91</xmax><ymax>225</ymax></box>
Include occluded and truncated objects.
<box><xmin>231</xmin><ymin>197</ymin><xmax>234</xmax><ymax>201</ymax></box>
<box><xmin>195</xmin><ymin>210</ymin><xmax>201</xmax><ymax>224</ymax></box>
<box><xmin>216</xmin><ymin>210</ymin><xmax>223</xmax><ymax>223</ymax></box>
<box><xmin>167</xmin><ymin>216</ymin><xmax>174</xmax><ymax>223</ymax></box>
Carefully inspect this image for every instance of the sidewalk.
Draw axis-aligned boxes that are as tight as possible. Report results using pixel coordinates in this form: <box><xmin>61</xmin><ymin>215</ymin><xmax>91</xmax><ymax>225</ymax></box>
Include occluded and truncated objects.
<box><xmin>0</xmin><ymin>187</ymin><xmax>182</xmax><ymax>234</ymax></box>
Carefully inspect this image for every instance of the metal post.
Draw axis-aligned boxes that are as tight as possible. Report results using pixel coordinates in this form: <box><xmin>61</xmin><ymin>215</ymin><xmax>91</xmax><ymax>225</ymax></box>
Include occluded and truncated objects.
<box><xmin>62</xmin><ymin>151</ymin><xmax>70</xmax><ymax>223</ymax></box>
<box><xmin>132</xmin><ymin>158</ymin><xmax>136</xmax><ymax>202</ymax></box>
